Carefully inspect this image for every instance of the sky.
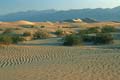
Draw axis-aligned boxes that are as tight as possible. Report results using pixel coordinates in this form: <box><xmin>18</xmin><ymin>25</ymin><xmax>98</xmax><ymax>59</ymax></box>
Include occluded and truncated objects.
<box><xmin>0</xmin><ymin>0</ymin><xmax>120</xmax><ymax>15</ymax></box>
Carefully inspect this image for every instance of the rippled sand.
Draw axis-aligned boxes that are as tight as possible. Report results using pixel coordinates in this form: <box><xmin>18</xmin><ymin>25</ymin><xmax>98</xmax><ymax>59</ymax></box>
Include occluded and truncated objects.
<box><xmin>0</xmin><ymin>45</ymin><xmax>120</xmax><ymax>80</ymax></box>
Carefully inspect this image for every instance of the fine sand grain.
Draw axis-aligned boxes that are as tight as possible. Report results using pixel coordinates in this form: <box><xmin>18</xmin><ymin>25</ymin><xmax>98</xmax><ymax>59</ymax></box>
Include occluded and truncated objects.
<box><xmin>0</xmin><ymin>45</ymin><xmax>120</xmax><ymax>80</ymax></box>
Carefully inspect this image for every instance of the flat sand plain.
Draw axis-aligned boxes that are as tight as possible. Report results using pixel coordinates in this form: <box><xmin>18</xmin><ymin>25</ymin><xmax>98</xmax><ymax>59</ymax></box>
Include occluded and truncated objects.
<box><xmin>0</xmin><ymin>45</ymin><xmax>120</xmax><ymax>80</ymax></box>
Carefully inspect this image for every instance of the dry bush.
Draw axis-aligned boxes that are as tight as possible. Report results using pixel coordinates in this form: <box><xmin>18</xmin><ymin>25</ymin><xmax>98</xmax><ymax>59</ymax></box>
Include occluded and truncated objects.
<box><xmin>101</xmin><ymin>25</ymin><xmax>117</xmax><ymax>33</ymax></box>
<box><xmin>55</xmin><ymin>29</ymin><xmax>64</xmax><ymax>37</ymax></box>
<box><xmin>94</xmin><ymin>33</ymin><xmax>114</xmax><ymax>44</ymax></box>
<box><xmin>63</xmin><ymin>34</ymin><xmax>82</xmax><ymax>46</ymax></box>
<box><xmin>0</xmin><ymin>28</ymin><xmax>4</xmax><ymax>31</ymax></box>
<box><xmin>41</xmin><ymin>25</ymin><xmax>45</xmax><ymax>28</ymax></box>
<box><xmin>2</xmin><ymin>29</ymin><xmax>13</xmax><ymax>34</ymax></box>
<box><xmin>33</xmin><ymin>29</ymin><xmax>51</xmax><ymax>39</ymax></box>
<box><xmin>0</xmin><ymin>35</ymin><xmax>24</xmax><ymax>45</ymax></box>
<box><xmin>23</xmin><ymin>32</ymin><xmax>32</xmax><ymax>37</ymax></box>
<box><xmin>0</xmin><ymin>35</ymin><xmax>13</xmax><ymax>45</ymax></box>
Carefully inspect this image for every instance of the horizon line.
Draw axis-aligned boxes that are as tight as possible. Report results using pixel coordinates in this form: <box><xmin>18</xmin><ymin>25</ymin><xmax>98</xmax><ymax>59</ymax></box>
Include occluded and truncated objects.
<box><xmin>0</xmin><ymin>5</ymin><xmax>119</xmax><ymax>16</ymax></box>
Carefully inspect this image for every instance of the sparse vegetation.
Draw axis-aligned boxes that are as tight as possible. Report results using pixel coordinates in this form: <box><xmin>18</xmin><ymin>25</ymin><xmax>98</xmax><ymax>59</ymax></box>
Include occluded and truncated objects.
<box><xmin>77</xmin><ymin>26</ymin><xmax>115</xmax><ymax>45</ymax></box>
<box><xmin>78</xmin><ymin>26</ymin><xmax>117</xmax><ymax>35</ymax></box>
<box><xmin>33</xmin><ymin>29</ymin><xmax>51</xmax><ymax>39</ymax></box>
<box><xmin>0</xmin><ymin>35</ymin><xmax>13</xmax><ymax>45</ymax></box>
<box><xmin>94</xmin><ymin>33</ymin><xmax>114</xmax><ymax>44</ymax></box>
<box><xmin>63</xmin><ymin>34</ymin><xmax>82</xmax><ymax>46</ymax></box>
<box><xmin>55</xmin><ymin>29</ymin><xmax>64</xmax><ymax>37</ymax></box>
<box><xmin>78</xmin><ymin>27</ymin><xmax>100</xmax><ymax>35</ymax></box>
<box><xmin>87</xmin><ymin>27</ymin><xmax>101</xmax><ymax>33</ymax></box>
<box><xmin>101</xmin><ymin>26</ymin><xmax>116</xmax><ymax>33</ymax></box>
<box><xmin>41</xmin><ymin>25</ymin><xmax>45</xmax><ymax>28</ymax></box>
<box><xmin>81</xmin><ymin>34</ymin><xmax>95</xmax><ymax>42</ymax></box>
<box><xmin>23</xmin><ymin>32</ymin><xmax>32</xmax><ymax>37</ymax></box>
<box><xmin>0</xmin><ymin>20</ymin><xmax>120</xmax><ymax>80</ymax></box>
<box><xmin>0</xmin><ymin>35</ymin><xmax>24</xmax><ymax>45</ymax></box>
<box><xmin>2</xmin><ymin>29</ymin><xmax>13</xmax><ymax>34</ymax></box>
<box><xmin>12</xmin><ymin>36</ymin><xmax>25</xmax><ymax>43</ymax></box>
<box><xmin>0</xmin><ymin>28</ymin><xmax>4</xmax><ymax>31</ymax></box>
<box><xmin>21</xmin><ymin>25</ymin><xmax>34</xmax><ymax>28</ymax></box>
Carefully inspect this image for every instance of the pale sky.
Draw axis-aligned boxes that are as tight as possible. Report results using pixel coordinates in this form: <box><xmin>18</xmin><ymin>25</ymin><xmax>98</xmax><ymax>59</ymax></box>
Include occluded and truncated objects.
<box><xmin>0</xmin><ymin>0</ymin><xmax>120</xmax><ymax>15</ymax></box>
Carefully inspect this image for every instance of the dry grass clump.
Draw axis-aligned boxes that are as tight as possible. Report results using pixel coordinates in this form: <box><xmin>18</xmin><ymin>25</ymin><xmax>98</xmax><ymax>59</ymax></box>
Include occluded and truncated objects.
<box><xmin>63</xmin><ymin>34</ymin><xmax>82</xmax><ymax>46</ymax></box>
<box><xmin>33</xmin><ymin>29</ymin><xmax>51</xmax><ymax>39</ymax></box>
<box><xmin>2</xmin><ymin>28</ymin><xmax>13</xmax><ymax>34</ymax></box>
<box><xmin>23</xmin><ymin>31</ymin><xmax>32</xmax><ymax>37</ymax></box>
<box><xmin>101</xmin><ymin>25</ymin><xmax>117</xmax><ymax>33</ymax></box>
<box><xmin>62</xmin><ymin>26</ymin><xmax>115</xmax><ymax>46</ymax></box>
<box><xmin>55</xmin><ymin>29</ymin><xmax>65</xmax><ymax>37</ymax></box>
<box><xmin>0</xmin><ymin>35</ymin><xmax>24</xmax><ymax>45</ymax></box>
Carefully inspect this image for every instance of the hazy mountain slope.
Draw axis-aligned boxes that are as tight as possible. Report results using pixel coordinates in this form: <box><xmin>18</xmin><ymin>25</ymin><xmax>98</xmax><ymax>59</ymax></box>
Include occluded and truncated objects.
<box><xmin>0</xmin><ymin>6</ymin><xmax>120</xmax><ymax>22</ymax></box>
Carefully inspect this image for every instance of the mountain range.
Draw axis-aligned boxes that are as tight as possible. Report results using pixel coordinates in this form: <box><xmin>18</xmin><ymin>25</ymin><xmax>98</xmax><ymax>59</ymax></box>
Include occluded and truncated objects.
<box><xmin>0</xmin><ymin>6</ymin><xmax>120</xmax><ymax>22</ymax></box>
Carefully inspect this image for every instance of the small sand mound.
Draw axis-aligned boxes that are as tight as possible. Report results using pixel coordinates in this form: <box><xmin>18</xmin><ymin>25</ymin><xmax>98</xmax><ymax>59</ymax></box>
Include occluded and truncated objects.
<box><xmin>16</xmin><ymin>20</ymin><xmax>35</xmax><ymax>25</ymax></box>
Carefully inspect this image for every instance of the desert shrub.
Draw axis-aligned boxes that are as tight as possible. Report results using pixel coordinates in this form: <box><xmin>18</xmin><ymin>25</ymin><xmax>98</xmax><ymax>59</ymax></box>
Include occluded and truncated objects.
<box><xmin>94</xmin><ymin>33</ymin><xmax>113</xmax><ymax>44</ymax></box>
<box><xmin>78</xmin><ymin>29</ymin><xmax>88</xmax><ymax>34</ymax></box>
<box><xmin>13</xmin><ymin>28</ymin><xmax>21</xmax><ymax>30</ymax></box>
<box><xmin>0</xmin><ymin>28</ymin><xmax>4</xmax><ymax>31</ymax></box>
<box><xmin>31</xmin><ymin>25</ymin><xmax>34</xmax><ymax>28</ymax></box>
<box><xmin>78</xmin><ymin>27</ymin><xmax>115</xmax><ymax>45</ymax></box>
<box><xmin>101</xmin><ymin>26</ymin><xmax>116</xmax><ymax>33</ymax></box>
<box><xmin>12</xmin><ymin>36</ymin><xmax>25</xmax><ymax>43</ymax></box>
<box><xmin>55</xmin><ymin>29</ymin><xmax>64</xmax><ymax>37</ymax></box>
<box><xmin>41</xmin><ymin>26</ymin><xmax>45</xmax><ymax>28</ymax></box>
<box><xmin>23</xmin><ymin>32</ymin><xmax>32</xmax><ymax>37</ymax></box>
<box><xmin>78</xmin><ymin>29</ymin><xmax>95</xmax><ymax>42</ymax></box>
<box><xmin>0</xmin><ymin>35</ymin><xmax>13</xmax><ymax>44</ymax></box>
<box><xmin>87</xmin><ymin>27</ymin><xmax>101</xmax><ymax>34</ymax></box>
<box><xmin>79</xmin><ymin>33</ymin><xmax>114</xmax><ymax>45</ymax></box>
<box><xmin>21</xmin><ymin>25</ymin><xmax>34</xmax><ymax>28</ymax></box>
<box><xmin>63</xmin><ymin>34</ymin><xmax>82</xmax><ymax>46</ymax></box>
<box><xmin>81</xmin><ymin>35</ymin><xmax>95</xmax><ymax>42</ymax></box>
<box><xmin>2</xmin><ymin>29</ymin><xmax>13</xmax><ymax>34</ymax></box>
<box><xmin>78</xmin><ymin>27</ymin><xmax>100</xmax><ymax>35</ymax></box>
<box><xmin>0</xmin><ymin>35</ymin><xmax>24</xmax><ymax>45</ymax></box>
<box><xmin>33</xmin><ymin>30</ymin><xmax>50</xmax><ymax>39</ymax></box>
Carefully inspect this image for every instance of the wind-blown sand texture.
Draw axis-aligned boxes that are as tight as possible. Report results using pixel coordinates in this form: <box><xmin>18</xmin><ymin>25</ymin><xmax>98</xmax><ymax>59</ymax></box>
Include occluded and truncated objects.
<box><xmin>0</xmin><ymin>45</ymin><xmax>120</xmax><ymax>80</ymax></box>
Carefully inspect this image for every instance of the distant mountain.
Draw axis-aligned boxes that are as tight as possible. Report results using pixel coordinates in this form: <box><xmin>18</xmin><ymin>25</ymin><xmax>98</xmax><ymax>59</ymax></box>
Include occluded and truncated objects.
<box><xmin>82</xmin><ymin>18</ymin><xmax>98</xmax><ymax>23</ymax></box>
<box><xmin>64</xmin><ymin>18</ymin><xmax>83</xmax><ymax>23</ymax></box>
<box><xmin>0</xmin><ymin>6</ymin><xmax>120</xmax><ymax>22</ymax></box>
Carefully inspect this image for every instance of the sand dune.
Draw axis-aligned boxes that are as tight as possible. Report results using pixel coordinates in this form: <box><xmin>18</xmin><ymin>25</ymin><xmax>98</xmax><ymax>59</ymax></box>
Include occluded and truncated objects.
<box><xmin>0</xmin><ymin>20</ymin><xmax>120</xmax><ymax>80</ymax></box>
<box><xmin>0</xmin><ymin>20</ymin><xmax>120</xmax><ymax>29</ymax></box>
<box><xmin>0</xmin><ymin>45</ymin><xmax>120</xmax><ymax>80</ymax></box>
<box><xmin>14</xmin><ymin>20</ymin><xmax>35</xmax><ymax>25</ymax></box>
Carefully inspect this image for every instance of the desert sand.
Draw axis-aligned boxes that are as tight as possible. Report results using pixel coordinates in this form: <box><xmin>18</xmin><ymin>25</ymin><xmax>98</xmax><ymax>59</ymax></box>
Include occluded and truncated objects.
<box><xmin>0</xmin><ymin>45</ymin><xmax>120</xmax><ymax>80</ymax></box>
<box><xmin>0</xmin><ymin>20</ymin><xmax>120</xmax><ymax>80</ymax></box>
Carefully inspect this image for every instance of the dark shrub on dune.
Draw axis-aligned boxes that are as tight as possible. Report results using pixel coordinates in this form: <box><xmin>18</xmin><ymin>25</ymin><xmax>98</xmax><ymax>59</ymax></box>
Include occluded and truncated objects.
<box><xmin>78</xmin><ymin>27</ymin><xmax>101</xmax><ymax>35</ymax></box>
<box><xmin>0</xmin><ymin>35</ymin><xmax>13</xmax><ymax>45</ymax></box>
<box><xmin>94</xmin><ymin>33</ymin><xmax>114</xmax><ymax>44</ymax></box>
<box><xmin>2</xmin><ymin>29</ymin><xmax>13</xmax><ymax>34</ymax></box>
<box><xmin>101</xmin><ymin>26</ymin><xmax>116</xmax><ymax>33</ymax></box>
<box><xmin>23</xmin><ymin>32</ymin><xmax>32</xmax><ymax>37</ymax></box>
<box><xmin>63</xmin><ymin>34</ymin><xmax>82</xmax><ymax>46</ymax></box>
<box><xmin>55</xmin><ymin>29</ymin><xmax>64</xmax><ymax>37</ymax></box>
<box><xmin>0</xmin><ymin>35</ymin><xmax>24</xmax><ymax>45</ymax></box>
